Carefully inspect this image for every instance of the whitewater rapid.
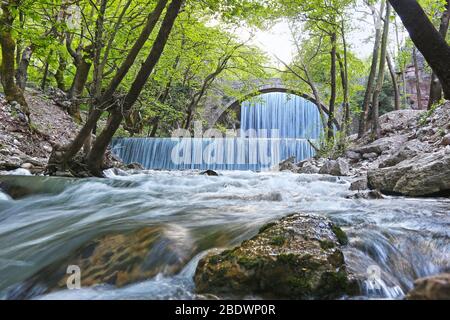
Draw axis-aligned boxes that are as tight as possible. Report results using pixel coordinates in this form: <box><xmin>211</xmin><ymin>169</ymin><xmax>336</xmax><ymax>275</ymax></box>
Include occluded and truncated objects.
<box><xmin>0</xmin><ymin>170</ymin><xmax>448</xmax><ymax>299</ymax></box>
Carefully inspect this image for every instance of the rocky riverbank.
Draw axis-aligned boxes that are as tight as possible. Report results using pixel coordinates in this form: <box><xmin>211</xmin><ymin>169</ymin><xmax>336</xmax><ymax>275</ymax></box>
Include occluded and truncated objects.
<box><xmin>280</xmin><ymin>101</ymin><xmax>450</xmax><ymax>197</ymax></box>
<box><xmin>0</xmin><ymin>89</ymin><xmax>127</xmax><ymax>177</ymax></box>
<box><xmin>0</xmin><ymin>89</ymin><xmax>80</xmax><ymax>175</ymax></box>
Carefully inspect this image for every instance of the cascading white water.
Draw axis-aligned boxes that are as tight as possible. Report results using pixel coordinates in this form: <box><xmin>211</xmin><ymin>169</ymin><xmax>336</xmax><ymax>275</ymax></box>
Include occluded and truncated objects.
<box><xmin>240</xmin><ymin>92</ymin><xmax>323</xmax><ymax>139</ymax></box>
<box><xmin>0</xmin><ymin>172</ymin><xmax>448</xmax><ymax>300</ymax></box>
<box><xmin>111</xmin><ymin>92</ymin><xmax>323</xmax><ymax>171</ymax></box>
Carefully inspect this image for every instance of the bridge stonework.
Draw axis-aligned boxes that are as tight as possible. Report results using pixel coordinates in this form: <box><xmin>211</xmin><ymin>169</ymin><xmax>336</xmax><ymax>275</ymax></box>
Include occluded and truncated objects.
<box><xmin>202</xmin><ymin>78</ymin><xmax>340</xmax><ymax>130</ymax></box>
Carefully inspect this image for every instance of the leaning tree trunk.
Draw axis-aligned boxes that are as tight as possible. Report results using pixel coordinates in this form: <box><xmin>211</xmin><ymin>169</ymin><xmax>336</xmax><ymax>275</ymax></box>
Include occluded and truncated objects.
<box><xmin>428</xmin><ymin>0</ymin><xmax>450</xmax><ymax>109</ymax></box>
<box><xmin>372</xmin><ymin>3</ymin><xmax>391</xmax><ymax>139</ymax></box>
<box><xmin>358</xmin><ymin>1</ymin><xmax>385</xmax><ymax>138</ymax></box>
<box><xmin>59</xmin><ymin>0</ymin><xmax>169</xmax><ymax>166</ymax></box>
<box><xmin>68</xmin><ymin>47</ymin><xmax>93</xmax><ymax>122</ymax></box>
<box><xmin>0</xmin><ymin>2</ymin><xmax>28</xmax><ymax>114</ymax></box>
<box><xmin>389</xmin><ymin>0</ymin><xmax>450</xmax><ymax>100</ymax></box>
<box><xmin>86</xmin><ymin>0</ymin><xmax>184</xmax><ymax>176</ymax></box>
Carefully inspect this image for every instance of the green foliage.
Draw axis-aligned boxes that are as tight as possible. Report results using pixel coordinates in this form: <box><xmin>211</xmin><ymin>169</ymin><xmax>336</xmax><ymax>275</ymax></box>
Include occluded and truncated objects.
<box><xmin>419</xmin><ymin>100</ymin><xmax>442</xmax><ymax>126</ymax></box>
<box><xmin>0</xmin><ymin>0</ymin><xmax>433</xmax><ymax>148</ymax></box>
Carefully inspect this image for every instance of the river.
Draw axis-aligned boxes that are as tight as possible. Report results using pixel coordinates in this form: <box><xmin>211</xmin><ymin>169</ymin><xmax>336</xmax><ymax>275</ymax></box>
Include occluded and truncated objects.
<box><xmin>0</xmin><ymin>170</ymin><xmax>449</xmax><ymax>299</ymax></box>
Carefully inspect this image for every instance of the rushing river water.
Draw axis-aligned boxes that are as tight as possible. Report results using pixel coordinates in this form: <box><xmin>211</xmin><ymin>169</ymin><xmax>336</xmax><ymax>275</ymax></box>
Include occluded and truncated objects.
<box><xmin>0</xmin><ymin>170</ymin><xmax>449</xmax><ymax>300</ymax></box>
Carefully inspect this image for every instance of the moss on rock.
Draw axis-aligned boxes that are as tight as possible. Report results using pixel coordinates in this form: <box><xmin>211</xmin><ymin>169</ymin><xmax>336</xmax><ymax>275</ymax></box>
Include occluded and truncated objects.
<box><xmin>194</xmin><ymin>213</ymin><xmax>359</xmax><ymax>299</ymax></box>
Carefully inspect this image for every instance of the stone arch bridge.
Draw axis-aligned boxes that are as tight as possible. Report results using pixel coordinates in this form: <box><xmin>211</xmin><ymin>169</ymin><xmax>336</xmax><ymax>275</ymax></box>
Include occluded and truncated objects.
<box><xmin>203</xmin><ymin>78</ymin><xmax>340</xmax><ymax>130</ymax></box>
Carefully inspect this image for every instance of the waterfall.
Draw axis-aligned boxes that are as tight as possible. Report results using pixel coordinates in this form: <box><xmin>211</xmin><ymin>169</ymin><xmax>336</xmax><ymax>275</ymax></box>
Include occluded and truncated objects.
<box><xmin>241</xmin><ymin>92</ymin><xmax>323</xmax><ymax>139</ymax></box>
<box><xmin>111</xmin><ymin>92</ymin><xmax>323</xmax><ymax>171</ymax></box>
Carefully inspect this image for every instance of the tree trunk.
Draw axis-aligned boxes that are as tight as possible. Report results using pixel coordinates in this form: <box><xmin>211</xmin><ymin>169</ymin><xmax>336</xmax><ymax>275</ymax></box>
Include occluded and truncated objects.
<box><xmin>337</xmin><ymin>52</ymin><xmax>349</xmax><ymax>136</ymax></box>
<box><xmin>0</xmin><ymin>2</ymin><xmax>28</xmax><ymax>113</ymax></box>
<box><xmin>67</xmin><ymin>50</ymin><xmax>92</xmax><ymax>122</ymax></box>
<box><xmin>149</xmin><ymin>117</ymin><xmax>160</xmax><ymax>137</ymax></box>
<box><xmin>15</xmin><ymin>45</ymin><xmax>34</xmax><ymax>90</ymax></box>
<box><xmin>358</xmin><ymin>1</ymin><xmax>385</xmax><ymax>138</ymax></box>
<box><xmin>387</xmin><ymin>53</ymin><xmax>401</xmax><ymax>110</ymax></box>
<box><xmin>372</xmin><ymin>3</ymin><xmax>391</xmax><ymax>139</ymax></box>
<box><xmin>341</xmin><ymin>20</ymin><xmax>350</xmax><ymax>137</ymax></box>
<box><xmin>59</xmin><ymin>0</ymin><xmax>169</xmax><ymax>167</ymax></box>
<box><xmin>394</xmin><ymin>18</ymin><xmax>408</xmax><ymax>108</ymax></box>
<box><xmin>98</xmin><ymin>0</ymin><xmax>169</xmax><ymax>104</ymax></box>
<box><xmin>84</xmin><ymin>0</ymin><xmax>108</xmax><ymax>155</ymax></box>
<box><xmin>54</xmin><ymin>54</ymin><xmax>67</xmax><ymax>91</ymax></box>
<box><xmin>302</xmin><ymin>65</ymin><xmax>328</xmax><ymax>131</ymax></box>
<box><xmin>86</xmin><ymin>0</ymin><xmax>184</xmax><ymax>176</ymax></box>
<box><xmin>68</xmin><ymin>49</ymin><xmax>92</xmax><ymax>99</ymax></box>
<box><xmin>91</xmin><ymin>0</ymin><xmax>108</xmax><ymax>101</ymax></box>
<box><xmin>327</xmin><ymin>32</ymin><xmax>337</xmax><ymax>142</ymax></box>
<box><xmin>389</xmin><ymin>0</ymin><xmax>450</xmax><ymax>100</ymax></box>
<box><xmin>428</xmin><ymin>0</ymin><xmax>450</xmax><ymax>109</ymax></box>
<box><xmin>40</xmin><ymin>51</ymin><xmax>52</xmax><ymax>91</ymax></box>
<box><xmin>184</xmin><ymin>98</ymin><xmax>197</xmax><ymax>130</ymax></box>
<box><xmin>412</xmin><ymin>47</ymin><xmax>423</xmax><ymax>109</ymax></box>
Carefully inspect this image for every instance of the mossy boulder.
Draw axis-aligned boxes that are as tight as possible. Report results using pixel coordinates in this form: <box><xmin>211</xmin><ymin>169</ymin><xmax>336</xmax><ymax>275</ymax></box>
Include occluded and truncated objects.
<box><xmin>194</xmin><ymin>213</ymin><xmax>359</xmax><ymax>299</ymax></box>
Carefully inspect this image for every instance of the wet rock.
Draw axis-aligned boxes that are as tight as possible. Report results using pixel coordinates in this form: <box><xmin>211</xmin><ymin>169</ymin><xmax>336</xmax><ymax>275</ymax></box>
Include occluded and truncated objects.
<box><xmin>278</xmin><ymin>156</ymin><xmax>297</xmax><ymax>172</ymax></box>
<box><xmin>0</xmin><ymin>175</ymin><xmax>73</xmax><ymax>199</ymax></box>
<box><xmin>126</xmin><ymin>162</ymin><xmax>144</xmax><ymax>170</ymax></box>
<box><xmin>200</xmin><ymin>170</ymin><xmax>219</xmax><ymax>176</ymax></box>
<box><xmin>368</xmin><ymin>150</ymin><xmax>450</xmax><ymax>196</ymax></box>
<box><xmin>346</xmin><ymin>190</ymin><xmax>384</xmax><ymax>200</ymax></box>
<box><xmin>297</xmin><ymin>161</ymin><xmax>320</xmax><ymax>174</ymax></box>
<box><xmin>104</xmin><ymin>167</ymin><xmax>130</xmax><ymax>177</ymax></box>
<box><xmin>194</xmin><ymin>213</ymin><xmax>359</xmax><ymax>299</ymax></box>
<box><xmin>7</xmin><ymin>226</ymin><xmax>196</xmax><ymax>299</ymax></box>
<box><xmin>350</xmin><ymin>175</ymin><xmax>368</xmax><ymax>191</ymax></box>
<box><xmin>319</xmin><ymin>158</ymin><xmax>349</xmax><ymax>176</ymax></box>
<box><xmin>406</xmin><ymin>273</ymin><xmax>450</xmax><ymax>300</ymax></box>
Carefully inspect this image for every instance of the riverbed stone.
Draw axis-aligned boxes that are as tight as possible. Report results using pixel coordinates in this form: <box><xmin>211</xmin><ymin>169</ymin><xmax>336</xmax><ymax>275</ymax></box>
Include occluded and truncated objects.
<box><xmin>350</xmin><ymin>175</ymin><xmax>368</xmax><ymax>191</ymax></box>
<box><xmin>297</xmin><ymin>161</ymin><xmax>320</xmax><ymax>174</ymax></box>
<box><xmin>406</xmin><ymin>273</ymin><xmax>450</xmax><ymax>300</ymax></box>
<box><xmin>200</xmin><ymin>170</ymin><xmax>219</xmax><ymax>176</ymax></box>
<box><xmin>368</xmin><ymin>150</ymin><xmax>450</xmax><ymax>196</ymax></box>
<box><xmin>319</xmin><ymin>158</ymin><xmax>349</xmax><ymax>176</ymax></box>
<box><xmin>7</xmin><ymin>225</ymin><xmax>196</xmax><ymax>299</ymax></box>
<box><xmin>278</xmin><ymin>156</ymin><xmax>297</xmax><ymax>172</ymax></box>
<box><xmin>194</xmin><ymin>213</ymin><xmax>359</xmax><ymax>299</ymax></box>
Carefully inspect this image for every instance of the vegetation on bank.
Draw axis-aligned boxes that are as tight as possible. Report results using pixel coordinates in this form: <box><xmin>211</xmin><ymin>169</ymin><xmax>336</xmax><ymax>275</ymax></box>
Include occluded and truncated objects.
<box><xmin>0</xmin><ymin>0</ymin><xmax>449</xmax><ymax>176</ymax></box>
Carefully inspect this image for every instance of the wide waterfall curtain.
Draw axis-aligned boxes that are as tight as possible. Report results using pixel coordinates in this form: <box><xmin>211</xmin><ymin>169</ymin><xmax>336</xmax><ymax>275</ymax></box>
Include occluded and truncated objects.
<box><xmin>111</xmin><ymin>92</ymin><xmax>323</xmax><ymax>170</ymax></box>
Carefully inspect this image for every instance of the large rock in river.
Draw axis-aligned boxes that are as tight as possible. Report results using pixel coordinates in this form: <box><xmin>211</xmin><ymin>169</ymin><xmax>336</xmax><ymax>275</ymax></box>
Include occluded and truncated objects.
<box><xmin>319</xmin><ymin>158</ymin><xmax>349</xmax><ymax>176</ymax></box>
<box><xmin>7</xmin><ymin>226</ymin><xmax>196</xmax><ymax>299</ymax></box>
<box><xmin>367</xmin><ymin>149</ymin><xmax>450</xmax><ymax>196</ymax></box>
<box><xmin>406</xmin><ymin>273</ymin><xmax>450</xmax><ymax>300</ymax></box>
<box><xmin>194</xmin><ymin>213</ymin><xmax>359</xmax><ymax>299</ymax></box>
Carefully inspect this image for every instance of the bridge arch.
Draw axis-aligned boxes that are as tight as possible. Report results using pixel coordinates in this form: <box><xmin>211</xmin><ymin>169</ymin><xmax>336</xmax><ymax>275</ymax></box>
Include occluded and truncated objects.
<box><xmin>225</xmin><ymin>85</ymin><xmax>340</xmax><ymax>130</ymax></box>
